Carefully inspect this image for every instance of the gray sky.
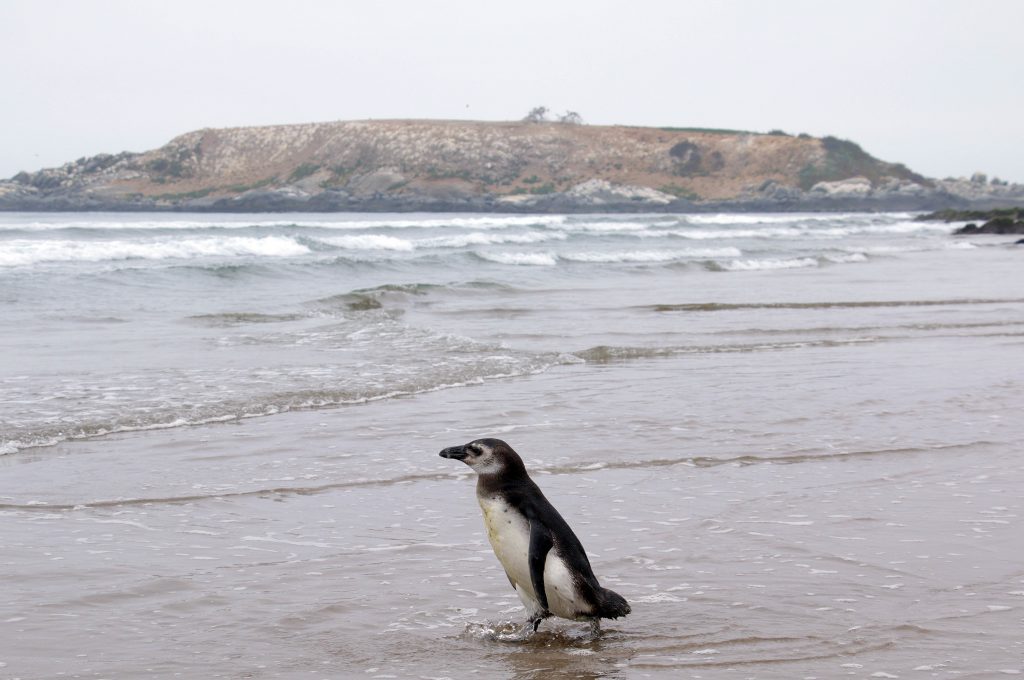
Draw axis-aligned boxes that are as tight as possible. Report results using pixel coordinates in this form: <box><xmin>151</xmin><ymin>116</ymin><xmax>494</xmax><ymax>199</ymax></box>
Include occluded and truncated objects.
<box><xmin>2</xmin><ymin>0</ymin><xmax>1022</xmax><ymax>182</ymax></box>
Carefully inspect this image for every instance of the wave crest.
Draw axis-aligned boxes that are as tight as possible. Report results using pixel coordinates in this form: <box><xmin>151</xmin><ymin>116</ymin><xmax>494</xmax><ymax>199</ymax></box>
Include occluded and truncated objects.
<box><xmin>0</xmin><ymin>236</ymin><xmax>308</xmax><ymax>267</ymax></box>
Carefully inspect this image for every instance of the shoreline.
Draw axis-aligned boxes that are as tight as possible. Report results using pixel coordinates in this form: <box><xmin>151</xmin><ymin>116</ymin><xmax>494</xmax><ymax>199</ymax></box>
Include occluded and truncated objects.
<box><xmin>2</xmin><ymin>194</ymin><xmax>1023</xmax><ymax>214</ymax></box>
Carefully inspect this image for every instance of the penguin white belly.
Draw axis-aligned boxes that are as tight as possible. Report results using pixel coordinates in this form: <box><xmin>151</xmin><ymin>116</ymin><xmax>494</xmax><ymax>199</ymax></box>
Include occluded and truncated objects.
<box><xmin>543</xmin><ymin>555</ymin><xmax>590</xmax><ymax>619</ymax></box>
<box><xmin>478</xmin><ymin>494</ymin><xmax>589</xmax><ymax>620</ymax></box>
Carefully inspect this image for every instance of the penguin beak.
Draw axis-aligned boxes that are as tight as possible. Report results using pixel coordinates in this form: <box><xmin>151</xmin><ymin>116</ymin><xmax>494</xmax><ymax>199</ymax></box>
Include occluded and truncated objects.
<box><xmin>439</xmin><ymin>445</ymin><xmax>468</xmax><ymax>461</ymax></box>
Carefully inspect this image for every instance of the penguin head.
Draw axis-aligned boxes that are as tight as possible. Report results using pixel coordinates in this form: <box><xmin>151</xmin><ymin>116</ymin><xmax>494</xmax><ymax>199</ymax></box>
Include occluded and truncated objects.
<box><xmin>439</xmin><ymin>438</ymin><xmax>526</xmax><ymax>477</ymax></box>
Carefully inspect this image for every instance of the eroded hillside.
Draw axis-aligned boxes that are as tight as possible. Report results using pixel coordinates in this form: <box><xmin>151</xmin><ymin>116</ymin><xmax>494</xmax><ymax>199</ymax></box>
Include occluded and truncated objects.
<box><xmin>3</xmin><ymin>119</ymin><xmax>1020</xmax><ymax>211</ymax></box>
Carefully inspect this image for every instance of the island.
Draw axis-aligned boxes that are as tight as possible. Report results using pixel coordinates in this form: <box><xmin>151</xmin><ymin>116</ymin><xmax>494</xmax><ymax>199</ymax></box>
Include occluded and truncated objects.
<box><xmin>2</xmin><ymin>119</ymin><xmax>1022</xmax><ymax>213</ymax></box>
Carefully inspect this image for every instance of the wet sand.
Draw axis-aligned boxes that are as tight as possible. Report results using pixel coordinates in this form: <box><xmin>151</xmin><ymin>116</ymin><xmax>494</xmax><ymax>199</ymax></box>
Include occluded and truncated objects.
<box><xmin>3</xmin><ymin>342</ymin><xmax>1023</xmax><ymax>679</ymax></box>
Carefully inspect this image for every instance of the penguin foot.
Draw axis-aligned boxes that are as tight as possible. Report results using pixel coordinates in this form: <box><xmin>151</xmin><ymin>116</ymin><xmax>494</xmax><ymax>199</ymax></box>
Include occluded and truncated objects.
<box><xmin>529</xmin><ymin>609</ymin><xmax>552</xmax><ymax>632</ymax></box>
<box><xmin>587</xmin><ymin>617</ymin><xmax>602</xmax><ymax>638</ymax></box>
<box><xmin>502</xmin><ymin>619</ymin><xmax>537</xmax><ymax>641</ymax></box>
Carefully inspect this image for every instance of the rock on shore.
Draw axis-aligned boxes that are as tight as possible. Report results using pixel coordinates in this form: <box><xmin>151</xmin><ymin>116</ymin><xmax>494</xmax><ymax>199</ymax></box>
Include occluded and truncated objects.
<box><xmin>955</xmin><ymin>216</ymin><xmax>1024</xmax><ymax>235</ymax></box>
<box><xmin>917</xmin><ymin>207</ymin><xmax>1024</xmax><ymax>235</ymax></box>
<box><xmin>3</xmin><ymin>119</ymin><xmax>1023</xmax><ymax>213</ymax></box>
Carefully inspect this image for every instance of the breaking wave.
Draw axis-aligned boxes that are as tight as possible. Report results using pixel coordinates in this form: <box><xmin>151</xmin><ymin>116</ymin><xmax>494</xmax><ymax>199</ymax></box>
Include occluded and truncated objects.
<box><xmin>561</xmin><ymin>247</ymin><xmax>742</xmax><ymax>263</ymax></box>
<box><xmin>715</xmin><ymin>257</ymin><xmax>819</xmax><ymax>271</ymax></box>
<box><xmin>473</xmin><ymin>251</ymin><xmax>559</xmax><ymax>266</ymax></box>
<box><xmin>0</xmin><ymin>236</ymin><xmax>309</xmax><ymax>267</ymax></box>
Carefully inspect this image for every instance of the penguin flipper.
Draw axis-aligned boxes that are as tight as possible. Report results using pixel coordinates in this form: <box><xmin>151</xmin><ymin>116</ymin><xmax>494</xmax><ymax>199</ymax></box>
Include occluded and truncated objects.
<box><xmin>528</xmin><ymin>521</ymin><xmax>553</xmax><ymax>612</ymax></box>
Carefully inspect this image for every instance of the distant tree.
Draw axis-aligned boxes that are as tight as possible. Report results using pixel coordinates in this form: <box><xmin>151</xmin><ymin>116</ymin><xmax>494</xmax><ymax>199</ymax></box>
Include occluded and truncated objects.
<box><xmin>558</xmin><ymin>111</ymin><xmax>584</xmax><ymax>125</ymax></box>
<box><xmin>523</xmin><ymin>106</ymin><xmax>549</xmax><ymax>123</ymax></box>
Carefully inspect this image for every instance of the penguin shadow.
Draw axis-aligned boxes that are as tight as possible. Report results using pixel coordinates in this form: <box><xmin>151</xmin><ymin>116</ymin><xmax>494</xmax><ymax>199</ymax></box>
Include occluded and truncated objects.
<box><xmin>459</xmin><ymin>619</ymin><xmax>634</xmax><ymax>679</ymax></box>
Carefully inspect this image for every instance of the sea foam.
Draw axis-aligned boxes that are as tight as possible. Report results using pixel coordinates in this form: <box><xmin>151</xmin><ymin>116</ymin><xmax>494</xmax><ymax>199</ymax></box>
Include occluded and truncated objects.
<box><xmin>474</xmin><ymin>251</ymin><xmax>558</xmax><ymax>266</ymax></box>
<box><xmin>0</xmin><ymin>236</ymin><xmax>309</xmax><ymax>266</ymax></box>
<box><xmin>561</xmin><ymin>247</ymin><xmax>741</xmax><ymax>263</ymax></box>
<box><xmin>719</xmin><ymin>257</ymin><xmax>819</xmax><ymax>271</ymax></box>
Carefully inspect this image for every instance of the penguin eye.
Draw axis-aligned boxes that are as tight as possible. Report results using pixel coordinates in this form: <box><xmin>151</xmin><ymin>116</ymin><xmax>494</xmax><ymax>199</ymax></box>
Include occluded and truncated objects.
<box><xmin>468</xmin><ymin>444</ymin><xmax>483</xmax><ymax>457</ymax></box>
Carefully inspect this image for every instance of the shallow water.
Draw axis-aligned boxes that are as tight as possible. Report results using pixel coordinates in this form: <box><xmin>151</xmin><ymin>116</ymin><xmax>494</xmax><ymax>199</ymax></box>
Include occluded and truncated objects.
<box><xmin>1</xmin><ymin>212</ymin><xmax>1023</xmax><ymax>678</ymax></box>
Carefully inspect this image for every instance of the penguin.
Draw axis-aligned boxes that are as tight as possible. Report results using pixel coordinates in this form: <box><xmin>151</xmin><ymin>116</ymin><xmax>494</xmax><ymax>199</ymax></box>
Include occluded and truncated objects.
<box><xmin>439</xmin><ymin>437</ymin><xmax>630</xmax><ymax>634</ymax></box>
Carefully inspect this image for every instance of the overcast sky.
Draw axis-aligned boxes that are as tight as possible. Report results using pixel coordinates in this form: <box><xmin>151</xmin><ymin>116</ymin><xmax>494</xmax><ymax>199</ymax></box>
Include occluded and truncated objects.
<box><xmin>2</xmin><ymin>0</ymin><xmax>1022</xmax><ymax>182</ymax></box>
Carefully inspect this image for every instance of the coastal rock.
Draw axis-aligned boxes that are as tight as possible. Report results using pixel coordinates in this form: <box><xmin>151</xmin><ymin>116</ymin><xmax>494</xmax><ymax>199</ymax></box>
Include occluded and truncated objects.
<box><xmin>877</xmin><ymin>177</ymin><xmax>931</xmax><ymax>196</ymax></box>
<box><xmin>954</xmin><ymin>216</ymin><xmax>1024</xmax><ymax>235</ymax></box>
<box><xmin>748</xmin><ymin>180</ymin><xmax>803</xmax><ymax>202</ymax></box>
<box><xmin>918</xmin><ymin>208</ymin><xmax>1024</xmax><ymax>237</ymax></box>
<box><xmin>0</xmin><ymin>181</ymin><xmax>36</xmax><ymax>200</ymax></box>
<box><xmin>935</xmin><ymin>176</ymin><xmax>1024</xmax><ymax>203</ymax></box>
<box><xmin>810</xmin><ymin>177</ymin><xmax>872</xmax><ymax>197</ymax></box>
<box><xmin>347</xmin><ymin>168</ymin><xmax>407</xmax><ymax>197</ymax></box>
<box><xmin>562</xmin><ymin>179</ymin><xmax>675</xmax><ymax>206</ymax></box>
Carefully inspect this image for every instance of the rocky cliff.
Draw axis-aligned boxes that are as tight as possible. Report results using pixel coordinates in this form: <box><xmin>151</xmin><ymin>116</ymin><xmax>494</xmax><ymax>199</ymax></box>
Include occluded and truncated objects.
<box><xmin>3</xmin><ymin>119</ymin><xmax>1022</xmax><ymax>212</ymax></box>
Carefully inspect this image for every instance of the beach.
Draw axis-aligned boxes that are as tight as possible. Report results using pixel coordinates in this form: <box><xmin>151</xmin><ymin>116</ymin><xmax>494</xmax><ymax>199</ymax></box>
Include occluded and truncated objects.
<box><xmin>1</xmin><ymin>211</ymin><xmax>1023</xmax><ymax>678</ymax></box>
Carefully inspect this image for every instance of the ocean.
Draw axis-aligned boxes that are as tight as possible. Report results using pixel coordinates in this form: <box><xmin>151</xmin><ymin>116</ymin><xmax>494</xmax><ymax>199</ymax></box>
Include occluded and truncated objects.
<box><xmin>1</xmin><ymin>211</ymin><xmax>1022</xmax><ymax>678</ymax></box>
